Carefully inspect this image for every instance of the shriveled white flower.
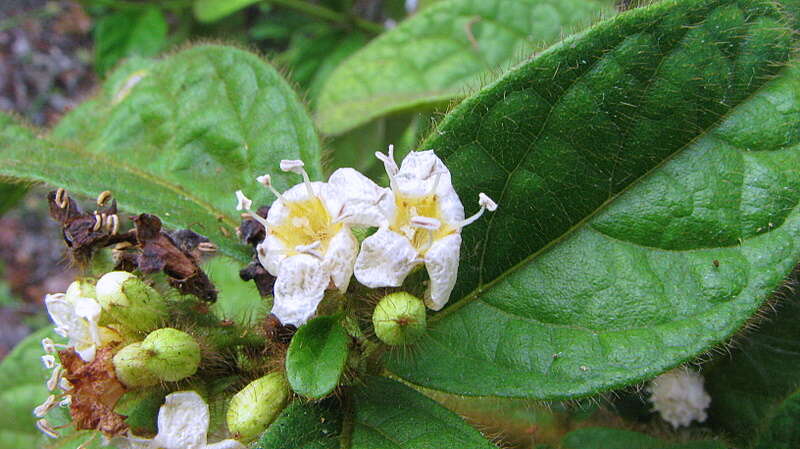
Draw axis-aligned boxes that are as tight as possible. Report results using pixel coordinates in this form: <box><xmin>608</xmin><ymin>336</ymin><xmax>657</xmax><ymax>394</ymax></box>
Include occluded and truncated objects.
<box><xmin>648</xmin><ymin>368</ymin><xmax>711</xmax><ymax>428</ymax></box>
<box><xmin>115</xmin><ymin>391</ymin><xmax>244</xmax><ymax>449</ymax></box>
<box><xmin>44</xmin><ymin>293</ymin><xmax>102</xmax><ymax>362</ymax></box>
<box><xmin>354</xmin><ymin>146</ymin><xmax>497</xmax><ymax>310</ymax></box>
<box><xmin>237</xmin><ymin>160</ymin><xmax>385</xmax><ymax>327</ymax></box>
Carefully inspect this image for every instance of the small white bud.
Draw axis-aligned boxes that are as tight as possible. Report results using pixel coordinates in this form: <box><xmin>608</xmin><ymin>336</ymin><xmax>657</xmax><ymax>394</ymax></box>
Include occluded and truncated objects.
<box><xmin>235</xmin><ymin>190</ymin><xmax>253</xmax><ymax>211</ymax></box>
<box><xmin>279</xmin><ymin>159</ymin><xmax>305</xmax><ymax>174</ymax></box>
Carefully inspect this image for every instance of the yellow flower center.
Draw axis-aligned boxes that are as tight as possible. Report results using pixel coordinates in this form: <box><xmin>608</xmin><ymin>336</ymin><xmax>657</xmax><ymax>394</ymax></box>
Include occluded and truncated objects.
<box><xmin>390</xmin><ymin>193</ymin><xmax>455</xmax><ymax>255</ymax></box>
<box><xmin>270</xmin><ymin>196</ymin><xmax>342</xmax><ymax>256</ymax></box>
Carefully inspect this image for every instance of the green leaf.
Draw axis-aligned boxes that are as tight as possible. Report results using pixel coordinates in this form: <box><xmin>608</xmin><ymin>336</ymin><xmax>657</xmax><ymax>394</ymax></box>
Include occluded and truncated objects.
<box><xmin>1</xmin><ymin>45</ymin><xmax>322</xmax><ymax>264</ymax></box>
<box><xmin>562</xmin><ymin>427</ymin><xmax>727</xmax><ymax>449</ymax></box>
<box><xmin>205</xmin><ymin>256</ymin><xmax>267</xmax><ymax>326</ymax></box>
<box><xmin>315</xmin><ymin>0</ymin><xmax>615</xmax><ymax>135</ymax></box>
<box><xmin>286</xmin><ymin>316</ymin><xmax>350</xmax><ymax>399</ymax></box>
<box><xmin>704</xmin><ymin>292</ymin><xmax>800</xmax><ymax>444</ymax></box>
<box><xmin>193</xmin><ymin>0</ymin><xmax>261</xmax><ymax>22</ymax></box>
<box><xmin>349</xmin><ymin>376</ymin><xmax>496</xmax><ymax>448</ymax></box>
<box><xmin>256</xmin><ymin>399</ymin><xmax>342</xmax><ymax>449</ymax></box>
<box><xmin>753</xmin><ymin>389</ymin><xmax>800</xmax><ymax>449</ymax></box>
<box><xmin>387</xmin><ymin>0</ymin><xmax>798</xmax><ymax>399</ymax></box>
<box><xmin>93</xmin><ymin>7</ymin><xmax>168</xmax><ymax>76</ymax></box>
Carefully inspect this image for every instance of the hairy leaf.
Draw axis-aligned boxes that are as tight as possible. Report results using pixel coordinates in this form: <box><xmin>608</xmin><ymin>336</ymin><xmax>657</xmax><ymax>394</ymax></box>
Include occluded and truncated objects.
<box><xmin>315</xmin><ymin>0</ymin><xmax>615</xmax><ymax>134</ymax></box>
<box><xmin>1</xmin><ymin>45</ymin><xmax>321</xmax><ymax>263</ymax></box>
<box><xmin>753</xmin><ymin>389</ymin><xmax>800</xmax><ymax>449</ymax></box>
<box><xmin>562</xmin><ymin>427</ymin><xmax>727</xmax><ymax>449</ymax></box>
<box><xmin>349</xmin><ymin>376</ymin><xmax>496</xmax><ymax>448</ymax></box>
<box><xmin>256</xmin><ymin>399</ymin><xmax>342</xmax><ymax>449</ymax></box>
<box><xmin>93</xmin><ymin>7</ymin><xmax>167</xmax><ymax>76</ymax></box>
<box><xmin>387</xmin><ymin>0</ymin><xmax>798</xmax><ymax>399</ymax></box>
<box><xmin>286</xmin><ymin>316</ymin><xmax>350</xmax><ymax>399</ymax></box>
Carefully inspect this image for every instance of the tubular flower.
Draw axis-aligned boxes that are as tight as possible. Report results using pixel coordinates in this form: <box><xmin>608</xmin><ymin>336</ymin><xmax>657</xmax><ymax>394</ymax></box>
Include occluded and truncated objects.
<box><xmin>648</xmin><ymin>368</ymin><xmax>711</xmax><ymax>428</ymax></box>
<box><xmin>354</xmin><ymin>147</ymin><xmax>497</xmax><ymax>310</ymax></box>
<box><xmin>115</xmin><ymin>391</ymin><xmax>244</xmax><ymax>449</ymax></box>
<box><xmin>237</xmin><ymin>160</ymin><xmax>387</xmax><ymax>327</ymax></box>
<box><xmin>44</xmin><ymin>292</ymin><xmax>103</xmax><ymax>362</ymax></box>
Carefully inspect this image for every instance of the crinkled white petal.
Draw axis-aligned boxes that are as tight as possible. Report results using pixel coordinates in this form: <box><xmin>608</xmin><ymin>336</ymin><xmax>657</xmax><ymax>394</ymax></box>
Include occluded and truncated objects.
<box><xmin>110</xmin><ymin>436</ymin><xmax>151</xmax><ymax>449</ymax></box>
<box><xmin>354</xmin><ymin>228</ymin><xmax>420</xmax><ymax>288</ymax></box>
<box><xmin>327</xmin><ymin>167</ymin><xmax>393</xmax><ymax>227</ymax></box>
<box><xmin>394</xmin><ymin>150</ymin><xmax>452</xmax><ymax>197</ymax></box>
<box><xmin>153</xmin><ymin>391</ymin><xmax>209</xmax><ymax>449</ymax></box>
<box><xmin>423</xmin><ymin>233</ymin><xmax>461</xmax><ymax>311</ymax></box>
<box><xmin>44</xmin><ymin>294</ymin><xmax>72</xmax><ymax>338</ymax></box>
<box><xmin>257</xmin><ymin>234</ymin><xmax>288</xmax><ymax>277</ymax></box>
<box><xmin>45</xmin><ymin>293</ymin><xmax>102</xmax><ymax>362</ymax></box>
<box><xmin>272</xmin><ymin>254</ymin><xmax>328</xmax><ymax>327</ymax></box>
<box><xmin>205</xmin><ymin>440</ymin><xmax>246</xmax><ymax>449</ymax></box>
<box><xmin>323</xmin><ymin>228</ymin><xmax>358</xmax><ymax>293</ymax></box>
<box><xmin>265</xmin><ymin>181</ymin><xmax>327</xmax><ymax>227</ymax></box>
<box><xmin>648</xmin><ymin>369</ymin><xmax>711</xmax><ymax>429</ymax></box>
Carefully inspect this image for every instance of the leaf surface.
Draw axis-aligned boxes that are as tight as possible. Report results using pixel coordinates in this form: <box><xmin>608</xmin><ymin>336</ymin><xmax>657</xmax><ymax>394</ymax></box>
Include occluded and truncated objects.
<box><xmin>1</xmin><ymin>45</ymin><xmax>321</xmax><ymax>263</ymax></box>
<box><xmin>387</xmin><ymin>0</ymin><xmax>799</xmax><ymax>399</ymax></box>
<box><xmin>753</xmin><ymin>389</ymin><xmax>800</xmax><ymax>449</ymax></box>
<box><xmin>562</xmin><ymin>427</ymin><xmax>727</xmax><ymax>449</ymax></box>
<box><xmin>93</xmin><ymin>7</ymin><xmax>167</xmax><ymax>76</ymax></box>
<box><xmin>285</xmin><ymin>316</ymin><xmax>350</xmax><ymax>399</ymax></box>
<box><xmin>256</xmin><ymin>399</ymin><xmax>342</xmax><ymax>449</ymax></box>
<box><xmin>316</xmin><ymin>0</ymin><xmax>615</xmax><ymax>134</ymax></box>
<box><xmin>193</xmin><ymin>0</ymin><xmax>261</xmax><ymax>22</ymax></box>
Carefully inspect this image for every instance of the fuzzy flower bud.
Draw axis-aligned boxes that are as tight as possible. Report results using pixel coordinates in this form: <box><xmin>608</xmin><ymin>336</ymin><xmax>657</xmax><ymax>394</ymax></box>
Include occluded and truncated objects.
<box><xmin>227</xmin><ymin>372</ymin><xmax>290</xmax><ymax>443</ymax></box>
<box><xmin>141</xmin><ymin>328</ymin><xmax>201</xmax><ymax>382</ymax></box>
<box><xmin>112</xmin><ymin>342</ymin><xmax>159</xmax><ymax>388</ymax></box>
<box><xmin>65</xmin><ymin>278</ymin><xmax>97</xmax><ymax>302</ymax></box>
<box><xmin>96</xmin><ymin>271</ymin><xmax>167</xmax><ymax>333</ymax></box>
<box><xmin>648</xmin><ymin>368</ymin><xmax>711</xmax><ymax>428</ymax></box>
<box><xmin>372</xmin><ymin>292</ymin><xmax>427</xmax><ymax>346</ymax></box>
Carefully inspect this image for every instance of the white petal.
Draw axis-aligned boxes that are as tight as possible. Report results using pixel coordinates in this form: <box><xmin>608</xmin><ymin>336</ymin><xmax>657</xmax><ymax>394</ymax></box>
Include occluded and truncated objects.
<box><xmin>279</xmin><ymin>159</ymin><xmax>305</xmax><ymax>174</ymax></box>
<box><xmin>395</xmin><ymin>150</ymin><xmax>451</xmax><ymax>197</ymax></box>
<box><xmin>75</xmin><ymin>345</ymin><xmax>97</xmax><ymax>363</ymax></box>
<box><xmin>45</xmin><ymin>293</ymin><xmax>73</xmax><ymax>337</ymax></box>
<box><xmin>323</xmin><ymin>228</ymin><xmax>358</xmax><ymax>293</ymax></box>
<box><xmin>111</xmin><ymin>435</ymin><xmax>153</xmax><ymax>449</ymax></box>
<box><xmin>436</xmin><ymin>185</ymin><xmax>465</xmax><ymax>225</ymax></box>
<box><xmin>354</xmin><ymin>228</ymin><xmax>419</xmax><ymax>288</ymax></box>
<box><xmin>205</xmin><ymin>440</ymin><xmax>247</xmax><ymax>449</ymax></box>
<box><xmin>423</xmin><ymin>233</ymin><xmax>461</xmax><ymax>311</ymax></box>
<box><xmin>154</xmin><ymin>391</ymin><xmax>209</xmax><ymax>449</ymax></box>
<box><xmin>326</xmin><ymin>168</ymin><xmax>393</xmax><ymax>227</ymax></box>
<box><xmin>265</xmin><ymin>181</ymin><xmax>327</xmax><ymax>228</ymax></box>
<box><xmin>272</xmin><ymin>254</ymin><xmax>328</xmax><ymax>327</ymax></box>
<box><xmin>257</xmin><ymin>234</ymin><xmax>288</xmax><ymax>277</ymax></box>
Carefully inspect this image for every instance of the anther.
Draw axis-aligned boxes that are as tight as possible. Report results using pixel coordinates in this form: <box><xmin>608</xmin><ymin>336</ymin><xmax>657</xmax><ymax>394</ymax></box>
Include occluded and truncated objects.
<box><xmin>55</xmin><ymin>188</ymin><xmax>68</xmax><ymax>209</ymax></box>
<box><xmin>198</xmin><ymin>242</ymin><xmax>218</xmax><ymax>252</ymax></box>
<box><xmin>34</xmin><ymin>395</ymin><xmax>58</xmax><ymax>417</ymax></box>
<box><xmin>106</xmin><ymin>214</ymin><xmax>119</xmax><ymax>235</ymax></box>
<box><xmin>458</xmin><ymin>192</ymin><xmax>498</xmax><ymax>228</ymax></box>
<box><xmin>36</xmin><ymin>419</ymin><xmax>60</xmax><ymax>439</ymax></box>
<box><xmin>235</xmin><ymin>190</ymin><xmax>253</xmax><ymax>211</ymax></box>
<box><xmin>410</xmin><ymin>216</ymin><xmax>441</xmax><ymax>230</ymax></box>
<box><xmin>41</xmin><ymin>355</ymin><xmax>56</xmax><ymax>369</ymax></box>
<box><xmin>92</xmin><ymin>212</ymin><xmax>102</xmax><ymax>232</ymax></box>
<box><xmin>59</xmin><ymin>395</ymin><xmax>72</xmax><ymax>407</ymax></box>
<box><xmin>375</xmin><ymin>144</ymin><xmax>399</xmax><ymax>177</ymax></box>
<box><xmin>280</xmin><ymin>160</ymin><xmax>316</xmax><ymax>199</ymax></box>
<box><xmin>96</xmin><ymin>190</ymin><xmax>112</xmax><ymax>207</ymax></box>
<box><xmin>58</xmin><ymin>377</ymin><xmax>73</xmax><ymax>392</ymax></box>
<box><xmin>41</xmin><ymin>338</ymin><xmax>56</xmax><ymax>354</ymax></box>
<box><xmin>47</xmin><ymin>366</ymin><xmax>63</xmax><ymax>391</ymax></box>
<box><xmin>257</xmin><ymin>174</ymin><xmax>288</xmax><ymax>204</ymax></box>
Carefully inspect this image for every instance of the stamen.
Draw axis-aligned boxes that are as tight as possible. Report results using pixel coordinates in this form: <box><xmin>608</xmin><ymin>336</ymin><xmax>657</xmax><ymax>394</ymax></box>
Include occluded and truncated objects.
<box><xmin>257</xmin><ymin>174</ymin><xmax>286</xmax><ymax>203</ymax></box>
<box><xmin>41</xmin><ymin>355</ymin><xmax>57</xmax><ymax>369</ymax></box>
<box><xmin>59</xmin><ymin>395</ymin><xmax>72</xmax><ymax>407</ymax></box>
<box><xmin>280</xmin><ymin>160</ymin><xmax>315</xmax><ymax>198</ymax></box>
<box><xmin>457</xmin><ymin>192</ymin><xmax>498</xmax><ymax>228</ymax></box>
<box><xmin>55</xmin><ymin>188</ymin><xmax>68</xmax><ymax>209</ymax></box>
<box><xmin>59</xmin><ymin>377</ymin><xmax>73</xmax><ymax>392</ymax></box>
<box><xmin>34</xmin><ymin>395</ymin><xmax>59</xmax><ymax>417</ymax></box>
<box><xmin>41</xmin><ymin>338</ymin><xmax>56</xmax><ymax>354</ymax></box>
<box><xmin>375</xmin><ymin>145</ymin><xmax>399</xmax><ymax>189</ymax></box>
<box><xmin>236</xmin><ymin>190</ymin><xmax>270</xmax><ymax>229</ymax></box>
<box><xmin>295</xmin><ymin>241</ymin><xmax>322</xmax><ymax>259</ymax></box>
<box><xmin>92</xmin><ymin>212</ymin><xmax>102</xmax><ymax>232</ymax></box>
<box><xmin>197</xmin><ymin>242</ymin><xmax>218</xmax><ymax>252</ymax></box>
<box><xmin>36</xmin><ymin>419</ymin><xmax>60</xmax><ymax>439</ymax></box>
<box><xmin>47</xmin><ymin>366</ymin><xmax>63</xmax><ymax>391</ymax></box>
<box><xmin>105</xmin><ymin>214</ymin><xmax>119</xmax><ymax>235</ymax></box>
<box><xmin>96</xmin><ymin>190</ymin><xmax>112</xmax><ymax>207</ymax></box>
<box><xmin>235</xmin><ymin>190</ymin><xmax>253</xmax><ymax>211</ymax></box>
<box><xmin>410</xmin><ymin>216</ymin><xmax>441</xmax><ymax>230</ymax></box>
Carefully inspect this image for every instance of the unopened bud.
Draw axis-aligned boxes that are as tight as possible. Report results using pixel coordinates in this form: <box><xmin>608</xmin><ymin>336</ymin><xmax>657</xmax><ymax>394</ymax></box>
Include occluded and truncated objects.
<box><xmin>112</xmin><ymin>342</ymin><xmax>159</xmax><ymax>388</ymax></box>
<box><xmin>372</xmin><ymin>292</ymin><xmax>426</xmax><ymax>345</ymax></box>
<box><xmin>142</xmin><ymin>328</ymin><xmax>201</xmax><ymax>382</ymax></box>
<box><xmin>227</xmin><ymin>372</ymin><xmax>290</xmax><ymax>442</ymax></box>
<box><xmin>65</xmin><ymin>278</ymin><xmax>97</xmax><ymax>301</ymax></box>
<box><xmin>96</xmin><ymin>271</ymin><xmax>167</xmax><ymax>333</ymax></box>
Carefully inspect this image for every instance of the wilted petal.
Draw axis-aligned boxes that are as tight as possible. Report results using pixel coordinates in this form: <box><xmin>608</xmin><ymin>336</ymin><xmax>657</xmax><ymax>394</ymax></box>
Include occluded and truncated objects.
<box><xmin>272</xmin><ymin>254</ymin><xmax>328</xmax><ymax>327</ymax></box>
<box><xmin>44</xmin><ymin>294</ymin><xmax>73</xmax><ymax>338</ymax></box>
<box><xmin>323</xmin><ymin>228</ymin><xmax>358</xmax><ymax>293</ymax></box>
<box><xmin>205</xmin><ymin>440</ymin><xmax>247</xmax><ymax>449</ymax></box>
<box><xmin>327</xmin><ymin>167</ymin><xmax>393</xmax><ymax>227</ymax></box>
<box><xmin>423</xmin><ymin>233</ymin><xmax>461</xmax><ymax>311</ymax></box>
<box><xmin>354</xmin><ymin>228</ymin><xmax>419</xmax><ymax>288</ymax></box>
<box><xmin>256</xmin><ymin>234</ymin><xmax>288</xmax><ymax>277</ymax></box>
<box><xmin>111</xmin><ymin>436</ymin><xmax>152</xmax><ymax>449</ymax></box>
<box><xmin>394</xmin><ymin>150</ymin><xmax>452</xmax><ymax>197</ymax></box>
<box><xmin>154</xmin><ymin>391</ymin><xmax>209</xmax><ymax>449</ymax></box>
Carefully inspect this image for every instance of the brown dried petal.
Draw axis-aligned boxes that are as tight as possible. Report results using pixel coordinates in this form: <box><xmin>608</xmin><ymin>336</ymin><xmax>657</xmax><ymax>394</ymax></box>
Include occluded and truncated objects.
<box><xmin>239</xmin><ymin>261</ymin><xmax>276</xmax><ymax>298</ymax></box>
<box><xmin>238</xmin><ymin>205</ymin><xmax>269</xmax><ymax>247</ymax></box>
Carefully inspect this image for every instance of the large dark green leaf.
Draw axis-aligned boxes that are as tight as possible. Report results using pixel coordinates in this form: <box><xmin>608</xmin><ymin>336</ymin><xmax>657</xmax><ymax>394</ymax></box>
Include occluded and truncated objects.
<box><xmin>93</xmin><ymin>7</ymin><xmax>167</xmax><ymax>76</ymax></box>
<box><xmin>349</xmin><ymin>377</ymin><xmax>495</xmax><ymax>449</ymax></box>
<box><xmin>256</xmin><ymin>399</ymin><xmax>342</xmax><ymax>449</ymax></box>
<box><xmin>1</xmin><ymin>45</ymin><xmax>322</xmax><ymax>263</ymax></box>
<box><xmin>704</xmin><ymin>291</ymin><xmax>800</xmax><ymax>444</ymax></box>
<box><xmin>193</xmin><ymin>0</ymin><xmax>261</xmax><ymax>22</ymax></box>
<box><xmin>315</xmin><ymin>0</ymin><xmax>615</xmax><ymax>135</ymax></box>
<box><xmin>562</xmin><ymin>427</ymin><xmax>727</xmax><ymax>449</ymax></box>
<box><xmin>387</xmin><ymin>0</ymin><xmax>798</xmax><ymax>399</ymax></box>
<box><xmin>753</xmin><ymin>389</ymin><xmax>800</xmax><ymax>449</ymax></box>
<box><xmin>286</xmin><ymin>316</ymin><xmax>350</xmax><ymax>399</ymax></box>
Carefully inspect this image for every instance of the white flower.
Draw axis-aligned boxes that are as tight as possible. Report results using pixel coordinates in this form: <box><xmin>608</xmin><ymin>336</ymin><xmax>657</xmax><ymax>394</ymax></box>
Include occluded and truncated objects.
<box><xmin>237</xmin><ymin>160</ymin><xmax>384</xmax><ymax>327</ymax></box>
<box><xmin>44</xmin><ymin>293</ymin><xmax>102</xmax><ymax>362</ymax></box>
<box><xmin>648</xmin><ymin>368</ymin><xmax>711</xmax><ymax>428</ymax></box>
<box><xmin>354</xmin><ymin>146</ymin><xmax>497</xmax><ymax>310</ymax></box>
<box><xmin>114</xmin><ymin>391</ymin><xmax>244</xmax><ymax>449</ymax></box>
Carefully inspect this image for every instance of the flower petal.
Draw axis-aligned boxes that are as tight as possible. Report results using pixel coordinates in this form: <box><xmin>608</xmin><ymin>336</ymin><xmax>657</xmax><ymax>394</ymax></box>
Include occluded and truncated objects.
<box><xmin>354</xmin><ymin>228</ymin><xmax>419</xmax><ymax>288</ymax></box>
<box><xmin>44</xmin><ymin>293</ymin><xmax>73</xmax><ymax>338</ymax></box>
<box><xmin>326</xmin><ymin>167</ymin><xmax>393</xmax><ymax>227</ymax></box>
<box><xmin>206</xmin><ymin>440</ymin><xmax>247</xmax><ymax>449</ymax></box>
<box><xmin>110</xmin><ymin>436</ymin><xmax>152</xmax><ymax>449</ymax></box>
<box><xmin>394</xmin><ymin>150</ymin><xmax>464</xmax><ymax>224</ymax></box>
<box><xmin>154</xmin><ymin>391</ymin><xmax>209</xmax><ymax>449</ymax></box>
<box><xmin>423</xmin><ymin>233</ymin><xmax>461</xmax><ymax>311</ymax></box>
<box><xmin>323</xmin><ymin>228</ymin><xmax>358</xmax><ymax>293</ymax></box>
<box><xmin>256</xmin><ymin>234</ymin><xmax>288</xmax><ymax>277</ymax></box>
<box><xmin>272</xmin><ymin>254</ymin><xmax>328</xmax><ymax>327</ymax></box>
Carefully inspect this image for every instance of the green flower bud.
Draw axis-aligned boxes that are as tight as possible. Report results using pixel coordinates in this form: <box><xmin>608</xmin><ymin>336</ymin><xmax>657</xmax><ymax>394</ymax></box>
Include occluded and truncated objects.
<box><xmin>112</xmin><ymin>342</ymin><xmax>159</xmax><ymax>388</ymax></box>
<box><xmin>65</xmin><ymin>278</ymin><xmax>97</xmax><ymax>301</ymax></box>
<box><xmin>142</xmin><ymin>328</ymin><xmax>201</xmax><ymax>382</ymax></box>
<box><xmin>96</xmin><ymin>271</ymin><xmax>167</xmax><ymax>333</ymax></box>
<box><xmin>372</xmin><ymin>292</ymin><xmax>426</xmax><ymax>345</ymax></box>
<box><xmin>227</xmin><ymin>373</ymin><xmax>290</xmax><ymax>442</ymax></box>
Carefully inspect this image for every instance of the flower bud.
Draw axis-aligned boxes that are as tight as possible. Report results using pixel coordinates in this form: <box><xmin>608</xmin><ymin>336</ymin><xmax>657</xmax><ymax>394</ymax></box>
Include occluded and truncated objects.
<box><xmin>112</xmin><ymin>342</ymin><xmax>159</xmax><ymax>388</ymax></box>
<box><xmin>65</xmin><ymin>278</ymin><xmax>97</xmax><ymax>301</ymax></box>
<box><xmin>372</xmin><ymin>292</ymin><xmax>426</xmax><ymax>345</ymax></box>
<box><xmin>96</xmin><ymin>271</ymin><xmax>167</xmax><ymax>333</ymax></box>
<box><xmin>142</xmin><ymin>328</ymin><xmax>201</xmax><ymax>382</ymax></box>
<box><xmin>226</xmin><ymin>373</ymin><xmax>290</xmax><ymax>443</ymax></box>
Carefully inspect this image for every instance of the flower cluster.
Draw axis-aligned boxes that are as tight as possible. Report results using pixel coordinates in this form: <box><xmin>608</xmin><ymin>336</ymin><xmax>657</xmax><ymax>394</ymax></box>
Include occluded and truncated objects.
<box><xmin>236</xmin><ymin>148</ymin><xmax>497</xmax><ymax>326</ymax></box>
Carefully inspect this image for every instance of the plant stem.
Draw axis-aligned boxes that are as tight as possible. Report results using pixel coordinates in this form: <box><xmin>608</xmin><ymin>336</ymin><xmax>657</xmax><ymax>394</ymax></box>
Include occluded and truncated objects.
<box><xmin>268</xmin><ymin>0</ymin><xmax>384</xmax><ymax>35</ymax></box>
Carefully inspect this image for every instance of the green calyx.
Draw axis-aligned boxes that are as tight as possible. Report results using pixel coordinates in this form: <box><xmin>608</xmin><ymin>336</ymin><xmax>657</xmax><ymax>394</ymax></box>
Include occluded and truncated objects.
<box><xmin>65</xmin><ymin>278</ymin><xmax>97</xmax><ymax>301</ymax></box>
<box><xmin>96</xmin><ymin>271</ymin><xmax>167</xmax><ymax>333</ymax></box>
<box><xmin>112</xmin><ymin>342</ymin><xmax>159</xmax><ymax>388</ymax></box>
<box><xmin>372</xmin><ymin>292</ymin><xmax>427</xmax><ymax>346</ymax></box>
<box><xmin>227</xmin><ymin>372</ymin><xmax>290</xmax><ymax>443</ymax></box>
<box><xmin>142</xmin><ymin>328</ymin><xmax>202</xmax><ymax>382</ymax></box>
